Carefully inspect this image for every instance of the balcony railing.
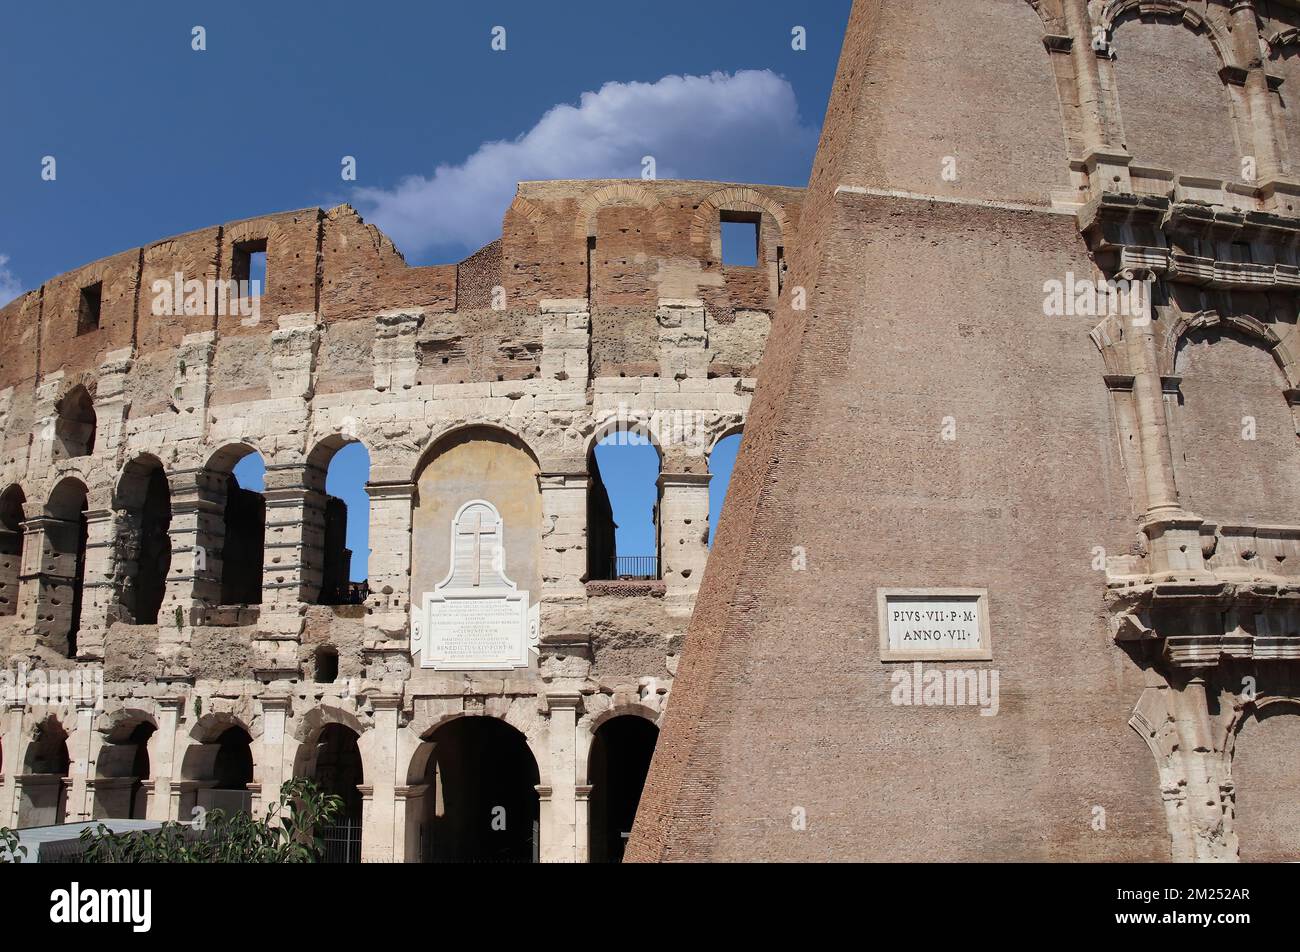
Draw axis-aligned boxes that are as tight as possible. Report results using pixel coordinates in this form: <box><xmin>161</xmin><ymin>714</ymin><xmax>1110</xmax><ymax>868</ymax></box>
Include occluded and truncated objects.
<box><xmin>321</xmin><ymin>581</ymin><xmax>370</xmax><ymax>606</ymax></box>
<box><xmin>609</xmin><ymin>556</ymin><xmax>659</xmax><ymax>581</ymax></box>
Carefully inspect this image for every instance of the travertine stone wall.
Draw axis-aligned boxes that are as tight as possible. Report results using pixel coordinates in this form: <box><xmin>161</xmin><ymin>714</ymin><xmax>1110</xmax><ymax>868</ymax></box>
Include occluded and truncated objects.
<box><xmin>0</xmin><ymin>179</ymin><xmax>796</xmax><ymax>861</ymax></box>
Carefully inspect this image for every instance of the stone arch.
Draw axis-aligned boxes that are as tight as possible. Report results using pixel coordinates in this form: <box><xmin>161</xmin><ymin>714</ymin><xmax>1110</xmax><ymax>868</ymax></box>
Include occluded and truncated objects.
<box><xmin>1103</xmin><ymin>1</ymin><xmax>1245</xmax><ymax>182</ymax></box>
<box><xmin>36</xmin><ymin>477</ymin><xmax>89</xmax><ymax>657</ymax></box>
<box><xmin>413</xmin><ymin>420</ymin><xmax>542</xmax><ymax>482</ymax></box>
<box><xmin>707</xmin><ymin>421</ymin><xmax>745</xmax><ymax>456</ymax></box>
<box><xmin>1225</xmin><ymin>696</ymin><xmax>1300</xmax><ymax>862</ymax></box>
<box><xmin>576</xmin><ymin>183</ymin><xmax>660</xmax><ymax>240</ymax></box>
<box><xmin>180</xmin><ymin>713</ymin><xmax>257</xmax><ymax>816</ymax></box>
<box><xmin>1172</xmin><ymin>323</ymin><xmax>1300</xmax><ymax>525</ymax></box>
<box><xmin>580</xmin><ymin>702</ymin><xmax>663</xmax><ymax>783</ymax></box>
<box><xmin>92</xmin><ymin>709</ymin><xmax>157</xmax><ymax>820</ymax></box>
<box><xmin>304</xmin><ymin>434</ymin><xmax>372</xmax><ymax>605</ymax></box>
<box><xmin>1158</xmin><ymin>310</ymin><xmax>1289</xmax><ymax>383</ymax></box>
<box><xmin>0</xmin><ymin>484</ymin><xmax>26</xmax><ymax>618</ymax></box>
<box><xmin>583</xmin><ymin>413</ymin><xmax>665</xmax><ymax>463</ymax></box>
<box><xmin>201</xmin><ymin>442</ymin><xmax>266</xmax><ymax>608</ymax></box>
<box><xmin>506</xmin><ymin>194</ymin><xmax>555</xmax><ymax>244</ymax></box>
<box><xmin>403</xmin><ymin>711</ymin><xmax>543</xmax><ymax>863</ymax></box>
<box><xmin>294</xmin><ymin>720</ymin><xmax>365</xmax><ymax>829</ymax></box>
<box><xmin>586</xmin><ymin>417</ymin><xmax>663</xmax><ymax>582</ymax></box>
<box><xmin>112</xmin><ymin>454</ymin><xmax>173</xmax><ymax>625</ymax></box>
<box><xmin>583</xmin><ymin>711</ymin><xmax>661</xmax><ymax>863</ymax></box>
<box><xmin>1096</xmin><ymin>1</ymin><xmax>1235</xmax><ymax>68</ymax></box>
<box><xmin>18</xmin><ymin>713</ymin><xmax>70</xmax><ymax>826</ymax></box>
<box><xmin>410</xmin><ymin>425</ymin><xmax>542</xmax><ymax>615</ymax></box>
<box><xmin>51</xmin><ymin>383</ymin><xmax>96</xmax><ymax>461</ymax></box>
<box><xmin>689</xmin><ymin>186</ymin><xmax>791</xmax><ymax>253</ymax></box>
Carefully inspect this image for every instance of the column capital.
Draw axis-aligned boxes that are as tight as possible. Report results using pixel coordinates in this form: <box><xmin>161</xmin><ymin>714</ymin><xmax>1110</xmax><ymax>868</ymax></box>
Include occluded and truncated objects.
<box><xmin>542</xmin><ymin>691</ymin><xmax>583</xmax><ymax>713</ymax></box>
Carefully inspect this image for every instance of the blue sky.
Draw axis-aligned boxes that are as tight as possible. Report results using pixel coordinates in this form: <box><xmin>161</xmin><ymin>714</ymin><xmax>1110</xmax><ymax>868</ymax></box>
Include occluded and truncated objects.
<box><xmin>3</xmin><ymin>0</ymin><xmax>848</xmax><ymax>581</ymax></box>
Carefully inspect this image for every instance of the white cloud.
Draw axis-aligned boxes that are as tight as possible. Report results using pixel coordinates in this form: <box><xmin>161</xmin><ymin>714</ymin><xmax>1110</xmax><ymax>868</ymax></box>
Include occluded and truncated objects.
<box><xmin>353</xmin><ymin>70</ymin><xmax>817</xmax><ymax>261</ymax></box>
<box><xmin>0</xmin><ymin>255</ymin><xmax>23</xmax><ymax>308</ymax></box>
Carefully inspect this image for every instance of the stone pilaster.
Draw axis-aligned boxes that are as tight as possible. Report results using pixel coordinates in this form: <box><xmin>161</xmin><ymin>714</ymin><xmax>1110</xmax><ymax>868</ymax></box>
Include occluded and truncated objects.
<box><xmin>93</xmin><ymin>346</ymin><xmax>135</xmax><ymax>461</ymax></box>
<box><xmin>0</xmin><ymin>701</ymin><xmax>23</xmax><ymax>827</ymax></box>
<box><xmin>269</xmin><ymin>313</ymin><xmax>320</xmax><ymax>400</ymax></box>
<box><xmin>656</xmin><ymin>299</ymin><xmax>709</xmax><ymax>381</ymax></box>
<box><xmin>540</xmin><ymin>471</ymin><xmax>589</xmax><ymax>601</ymax></box>
<box><xmin>658</xmin><ymin>472</ymin><xmax>711</xmax><ymax>603</ymax></box>
<box><xmin>364</xmin><ymin>479</ymin><xmax>415</xmax><ymax>649</ymax></box>
<box><xmin>373</xmin><ymin>310</ymin><xmax>423</xmax><ymax>392</ymax></box>
<box><xmin>74</xmin><ymin>506</ymin><xmax>118</xmax><ymax>661</ymax></box>
<box><xmin>361</xmin><ymin>694</ymin><xmax>401</xmax><ymax>862</ymax></box>
<box><xmin>539</xmin><ymin>299</ymin><xmax>590</xmax><ymax>388</ymax></box>
<box><xmin>256</xmin><ymin>693</ymin><xmax>292</xmax><ymax>816</ymax></box>
<box><xmin>147</xmin><ymin>695</ymin><xmax>184</xmax><ymax>822</ymax></box>
<box><xmin>539</xmin><ymin>691</ymin><xmax>582</xmax><ymax>862</ymax></box>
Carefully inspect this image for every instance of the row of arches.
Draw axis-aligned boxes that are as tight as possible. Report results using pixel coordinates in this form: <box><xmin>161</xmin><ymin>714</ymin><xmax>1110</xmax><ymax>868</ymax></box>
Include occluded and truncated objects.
<box><xmin>0</xmin><ymin>425</ymin><xmax>744</xmax><ymax>652</ymax></box>
<box><xmin>8</xmin><ymin>710</ymin><xmax>658</xmax><ymax>863</ymax></box>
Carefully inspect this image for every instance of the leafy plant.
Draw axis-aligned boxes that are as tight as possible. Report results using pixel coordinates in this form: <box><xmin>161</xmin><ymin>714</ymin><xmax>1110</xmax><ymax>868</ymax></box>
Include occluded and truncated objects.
<box><xmin>0</xmin><ymin>827</ymin><xmax>27</xmax><ymax>864</ymax></box>
<box><xmin>80</xmin><ymin>778</ymin><xmax>343</xmax><ymax>864</ymax></box>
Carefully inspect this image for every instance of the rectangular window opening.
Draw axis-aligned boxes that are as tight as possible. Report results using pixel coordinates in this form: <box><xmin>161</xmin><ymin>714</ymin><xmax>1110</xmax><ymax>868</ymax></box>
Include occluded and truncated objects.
<box><xmin>720</xmin><ymin>211</ymin><xmax>761</xmax><ymax>267</ymax></box>
<box><xmin>76</xmin><ymin>282</ymin><xmax>102</xmax><ymax>335</ymax></box>
<box><xmin>231</xmin><ymin>239</ymin><xmax>268</xmax><ymax>298</ymax></box>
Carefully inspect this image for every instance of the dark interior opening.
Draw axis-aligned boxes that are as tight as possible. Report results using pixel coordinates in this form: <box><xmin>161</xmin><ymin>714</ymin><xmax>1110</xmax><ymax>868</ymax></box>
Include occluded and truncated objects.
<box><xmin>588</xmin><ymin>716</ymin><xmax>659</xmax><ymax>863</ymax></box>
<box><xmin>421</xmin><ymin>718</ymin><xmax>540</xmax><ymax>863</ymax></box>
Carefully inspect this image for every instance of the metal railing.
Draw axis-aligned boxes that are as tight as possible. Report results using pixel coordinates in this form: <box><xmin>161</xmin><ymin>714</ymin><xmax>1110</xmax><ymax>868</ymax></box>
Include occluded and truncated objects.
<box><xmin>321</xmin><ymin>581</ymin><xmax>370</xmax><ymax>606</ymax></box>
<box><xmin>609</xmin><ymin>556</ymin><xmax>659</xmax><ymax>581</ymax></box>
<box><xmin>320</xmin><ymin>818</ymin><xmax>362</xmax><ymax>864</ymax></box>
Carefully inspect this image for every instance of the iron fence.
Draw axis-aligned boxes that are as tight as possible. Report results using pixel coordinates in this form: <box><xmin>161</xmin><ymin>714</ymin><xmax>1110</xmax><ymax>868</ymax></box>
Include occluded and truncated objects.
<box><xmin>610</xmin><ymin>556</ymin><xmax>659</xmax><ymax>580</ymax></box>
<box><xmin>321</xmin><ymin>581</ymin><xmax>370</xmax><ymax>606</ymax></box>
<box><xmin>320</xmin><ymin>818</ymin><xmax>362</xmax><ymax>864</ymax></box>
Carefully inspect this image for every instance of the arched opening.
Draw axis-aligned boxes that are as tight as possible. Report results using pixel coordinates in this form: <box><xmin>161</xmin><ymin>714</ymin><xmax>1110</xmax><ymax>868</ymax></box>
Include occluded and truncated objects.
<box><xmin>19</xmin><ymin>716</ymin><xmax>70</xmax><ymax>826</ymax></box>
<box><xmin>0</xmin><ymin>485</ymin><xmax>25</xmax><ymax>617</ymax></box>
<box><xmin>587</xmin><ymin>426</ymin><xmax>661</xmax><ymax>580</ymax></box>
<box><xmin>203</xmin><ymin>446</ymin><xmax>266</xmax><ymax>608</ymax></box>
<box><xmin>411</xmin><ymin>428</ymin><xmax>542</xmax><ymax>661</ymax></box>
<box><xmin>587</xmin><ymin>715</ymin><xmax>659</xmax><ymax>863</ymax></box>
<box><xmin>707</xmin><ymin>430</ymin><xmax>743</xmax><ymax>548</ymax></box>
<box><xmin>1109</xmin><ymin>14</ymin><xmax>1241</xmax><ymax>182</ymax></box>
<box><xmin>307</xmin><ymin>724</ymin><xmax>364</xmax><ymax>863</ymax></box>
<box><xmin>115</xmin><ymin>456</ymin><xmax>172</xmax><ymax>625</ymax></box>
<box><xmin>42</xmin><ymin>478</ymin><xmax>89</xmax><ymax>658</ymax></box>
<box><xmin>307</xmin><ymin>438</ymin><xmax>371</xmax><ymax>606</ymax></box>
<box><xmin>415</xmin><ymin>717</ymin><xmax>540</xmax><ymax>863</ymax></box>
<box><xmin>1173</xmin><ymin>328</ymin><xmax>1300</xmax><ymax>525</ymax></box>
<box><xmin>94</xmin><ymin>719</ymin><xmax>156</xmax><ymax>820</ymax></box>
<box><xmin>182</xmin><ymin>723</ymin><xmax>255</xmax><ymax>816</ymax></box>
<box><xmin>1232</xmin><ymin>701</ymin><xmax>1300</xmax><ymax>862</ymax></box>
<box><xmin>52</xmin><ymin>385</ymin><xmax>96</xmax><ymax>460</ymax></box>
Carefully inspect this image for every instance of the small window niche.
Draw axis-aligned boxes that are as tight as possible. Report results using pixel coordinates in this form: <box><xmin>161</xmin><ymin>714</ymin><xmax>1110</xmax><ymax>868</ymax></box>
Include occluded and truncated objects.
<box><xmin>76</xmin><ymin>282</ymin><xmax>102</xmax><ymax>336</ymax></box>
<box><xmin>720</xmin><ymin>211</ymin><xmax>761</xmax><ymax>267</ymax></box>
<box><xmin>315</xmin><ymin>646</ymin><xmax>339</xmax><ymax>684</ymax></box>
<box><xmin>231</xmin><ymin>239</ymin><xmax>268</xmax><ymax>298</ymax></box>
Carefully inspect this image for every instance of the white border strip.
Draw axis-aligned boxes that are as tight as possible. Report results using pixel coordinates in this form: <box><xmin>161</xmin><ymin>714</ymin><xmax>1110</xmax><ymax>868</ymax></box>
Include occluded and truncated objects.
<box><xmin>835</xmin><ymin>185</ymin><xmax>1078</xmax><ymax>216</ymax></box>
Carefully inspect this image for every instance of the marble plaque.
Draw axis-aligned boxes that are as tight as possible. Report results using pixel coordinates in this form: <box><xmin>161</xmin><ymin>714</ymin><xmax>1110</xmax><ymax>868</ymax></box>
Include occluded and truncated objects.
<box><xmin>877</xmin><ymin>588</ymin><xmax>992</xmax><ymax>662</ymax></box>
<box><xmin>412</xmin><ymin>500</ymin><xmax>539</xmax><ymax>670</ymax></box>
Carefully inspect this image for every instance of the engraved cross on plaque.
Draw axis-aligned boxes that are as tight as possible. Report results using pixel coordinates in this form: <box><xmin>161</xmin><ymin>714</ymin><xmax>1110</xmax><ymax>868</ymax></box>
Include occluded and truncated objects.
<box><xmin>457</xmin><ymin>508</ymin><xmax>499</xmax><ymax>587</ymax></box>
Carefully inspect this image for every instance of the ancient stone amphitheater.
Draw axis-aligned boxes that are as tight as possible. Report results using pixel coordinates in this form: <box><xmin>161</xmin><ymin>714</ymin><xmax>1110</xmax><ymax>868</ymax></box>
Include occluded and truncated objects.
<box><xmin>0</xmin><ymin>178</ymin><xmax>799</xmax><ymax>861</ymax></box>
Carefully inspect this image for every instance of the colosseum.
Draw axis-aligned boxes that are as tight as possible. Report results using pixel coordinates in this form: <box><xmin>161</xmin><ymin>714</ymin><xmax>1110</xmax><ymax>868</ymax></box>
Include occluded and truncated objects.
<box><xmin>6</xmin><ymin>0</ymin><xmax>1300</xmax><ymax>866</ymax></box>
<box><xmin>0</xmin><ymin>176</ymin><xmax>795</xmax><ymax>861</ymax></box>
